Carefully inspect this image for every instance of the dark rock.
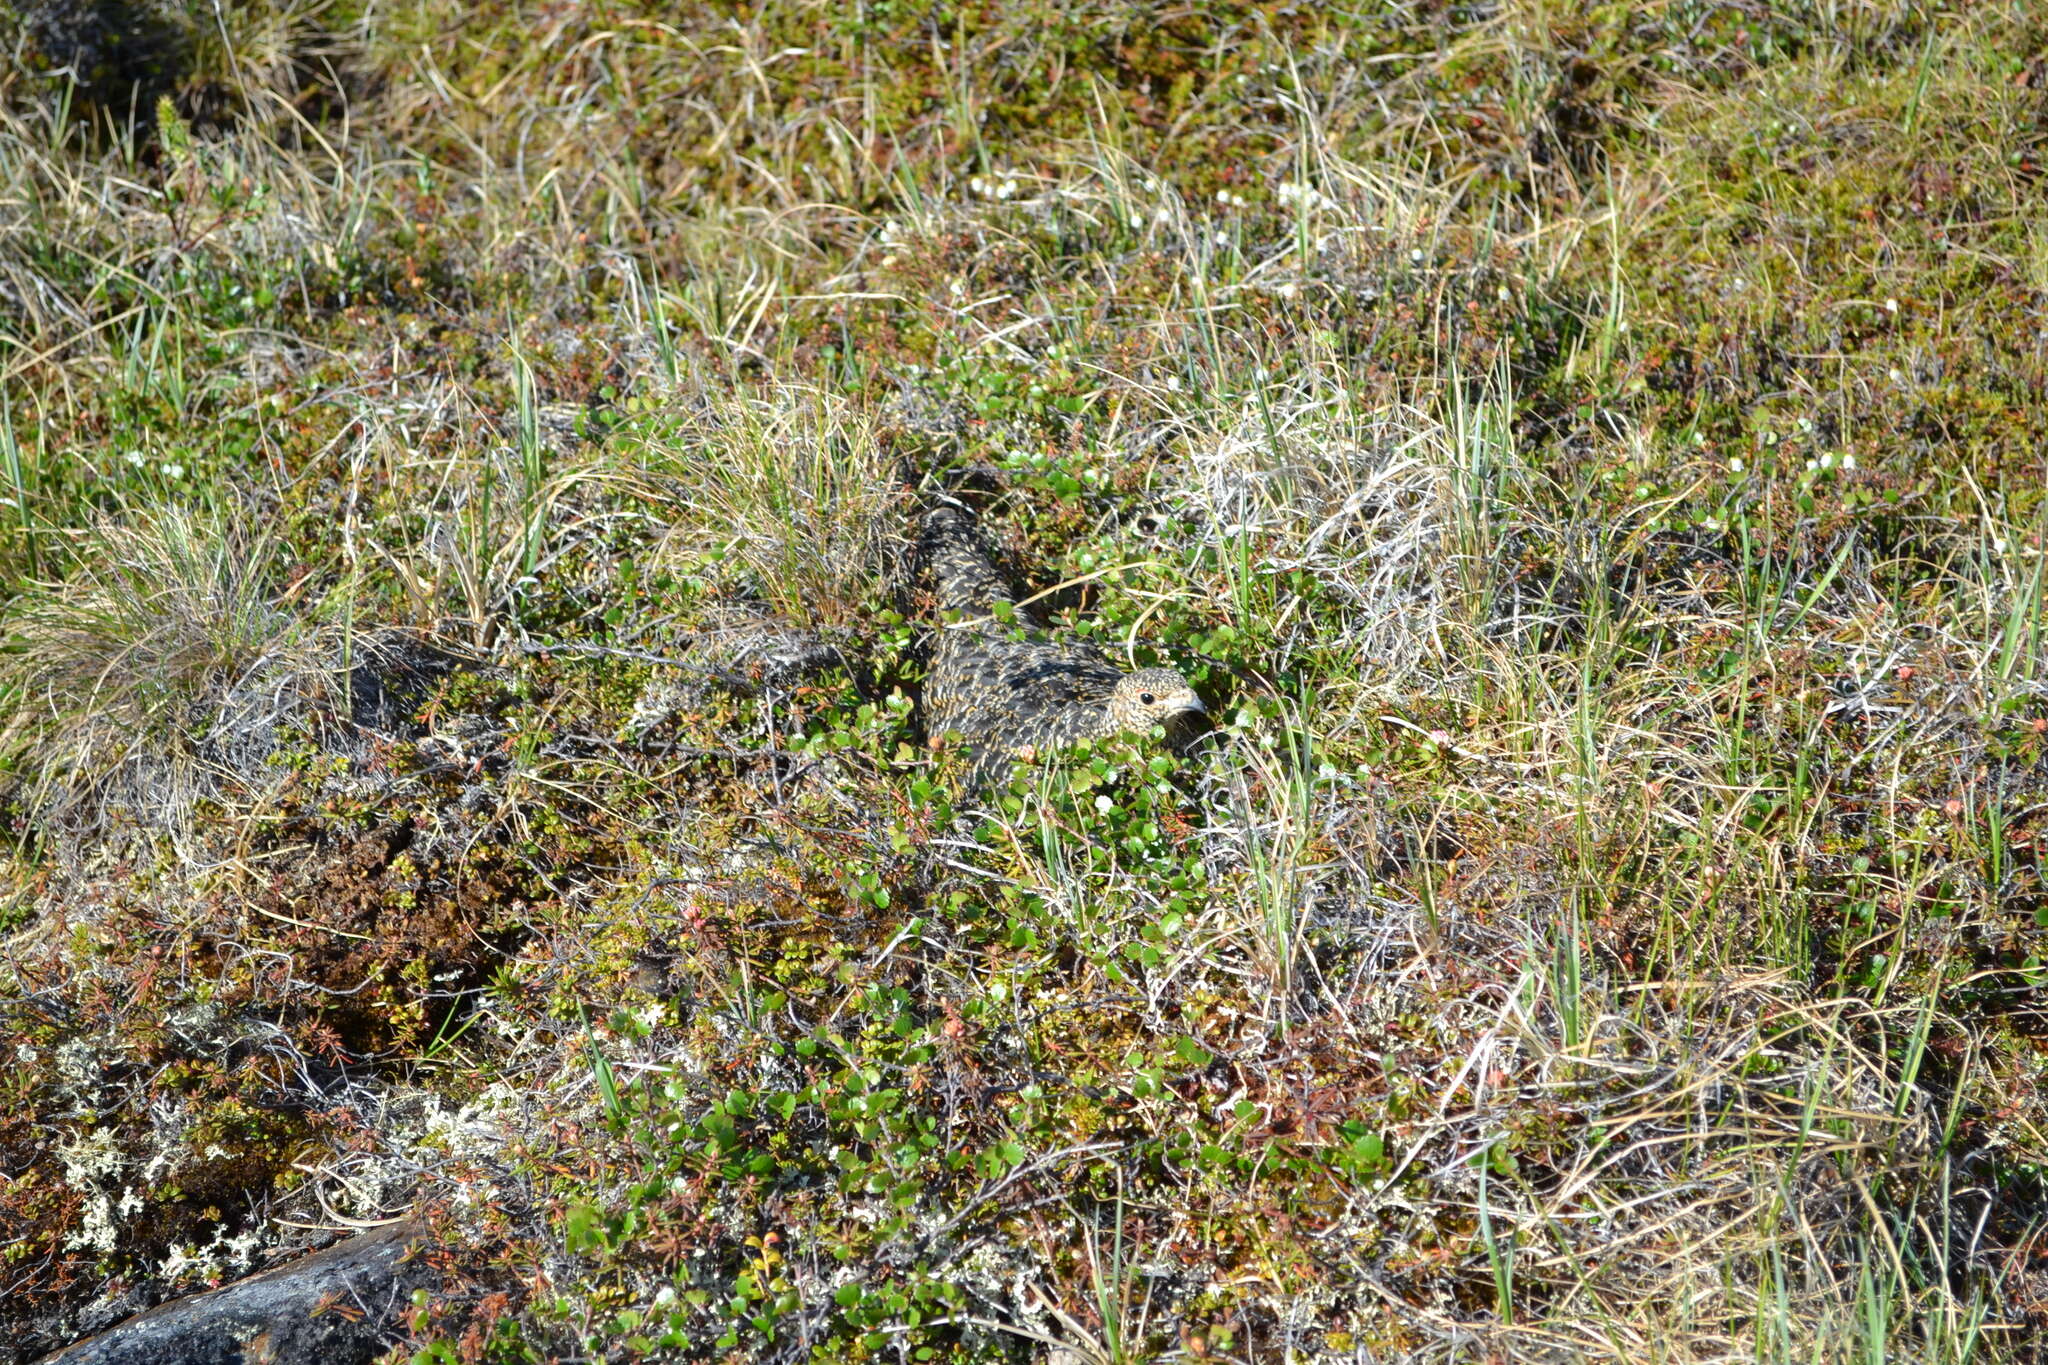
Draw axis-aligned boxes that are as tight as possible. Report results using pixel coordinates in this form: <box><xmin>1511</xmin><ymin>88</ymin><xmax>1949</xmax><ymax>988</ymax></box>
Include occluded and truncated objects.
<box><xmin>18</xmin><ymin>0</ymin><xmax>189</xmax><ymax>120</ymax></box>
<box><xmin>347</xmin><ymin>632</ymin><xmax>489</xmax><ymax>737</ymax></box>
<box><xmin>38</xmin><ymin>1223</ymin><xmax>425</xmax><ymax>1365</ymax></box>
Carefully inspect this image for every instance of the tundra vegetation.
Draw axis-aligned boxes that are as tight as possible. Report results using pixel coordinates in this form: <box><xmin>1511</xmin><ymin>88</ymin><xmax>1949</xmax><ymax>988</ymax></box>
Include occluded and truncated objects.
<box><xmin>2</xmin><ymin>2</ymin><xmax>2046</xmax><ymax>1361</ymax></box>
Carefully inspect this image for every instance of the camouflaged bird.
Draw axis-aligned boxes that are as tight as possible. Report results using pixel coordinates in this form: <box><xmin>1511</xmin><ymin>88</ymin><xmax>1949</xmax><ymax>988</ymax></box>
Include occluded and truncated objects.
<box><xmin>918</xmin><ymin>503</ymin><xmax>1204</xmax><ymax>779</ymax></box>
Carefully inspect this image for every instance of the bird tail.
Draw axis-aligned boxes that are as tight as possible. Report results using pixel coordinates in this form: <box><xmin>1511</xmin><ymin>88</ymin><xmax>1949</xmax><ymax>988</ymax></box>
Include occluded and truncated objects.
<box><xmin>917</xmin><ymin>503</ymin><xmax>1014</xmax><ymax>615</ymax></box>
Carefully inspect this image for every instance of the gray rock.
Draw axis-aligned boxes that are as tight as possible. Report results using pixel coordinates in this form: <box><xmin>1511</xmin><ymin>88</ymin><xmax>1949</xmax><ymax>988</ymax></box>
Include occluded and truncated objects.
<box><xmin>39</xmin><ymin>1223</ymin><xmax>425</xmax><ymax>1365</ymax></box>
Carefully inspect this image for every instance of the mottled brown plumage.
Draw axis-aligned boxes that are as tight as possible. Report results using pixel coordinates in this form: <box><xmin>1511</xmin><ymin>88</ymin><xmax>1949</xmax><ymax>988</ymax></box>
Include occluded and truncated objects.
<box><xmin>918</xmin><ymin>504</ymin><xmax>1203</xmax><ymax>778</ymax></box>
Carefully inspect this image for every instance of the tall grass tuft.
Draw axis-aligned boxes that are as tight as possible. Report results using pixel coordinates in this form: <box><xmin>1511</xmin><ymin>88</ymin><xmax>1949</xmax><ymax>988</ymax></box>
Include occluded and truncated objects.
<box><xmin>629</xmin><ymin>388</ymin><xmax>904</xmax><ymax>630</ymax></box>
<box><xmin>0</xmin><ymin>503</ymin><xmax>296</xmax><ymax>841</ymax></box>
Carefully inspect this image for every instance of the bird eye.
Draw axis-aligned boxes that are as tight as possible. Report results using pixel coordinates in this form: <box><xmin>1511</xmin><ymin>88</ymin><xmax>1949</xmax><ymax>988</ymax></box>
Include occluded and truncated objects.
<box><xmin>1139</xmin><ymin>692</ymin><xmax>1155</xmax><ymax>705</ymax></box>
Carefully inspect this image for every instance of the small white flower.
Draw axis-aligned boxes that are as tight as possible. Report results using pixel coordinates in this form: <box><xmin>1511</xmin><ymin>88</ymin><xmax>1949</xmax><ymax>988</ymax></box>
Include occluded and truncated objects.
<box><xmin>1728</xmin><ymin>457</ymin><xmax>1744</xmax><ymax>473</ymax></box>
<box><xmin>1889</xmin><ymin>368</ymin><xmax>1905</xmax><ymax>382</ymax></box>
<box><xmin>1841</xmin><ymin>453</ymin><xmax>1857</xmax><ymax>471</ymax></box>
<box><xmin>161</xmin><ymin>462</ymin><xmax>185</xmax><ymax>479</ymax></box>
<box><xmin>1094</xmin><ymin>795</ymin><xmax>1114</xmax><ymax>813</ymax></box>
<box><xmin>125</xmin><ymin>451</ymin><xmax>145</xmax><ymax>466</ymax></box>
<box><xmin>1994</xmin><ymin>537</ymin><xmax>2010</xmax><ymax>553</ymax></box>
<box><xmin>1277</xmin><ymin>282</ymin><xmax>1298</xmax><ymax>300</ymax></box>
<box><xmin>1497</xmin><ymin>285</ymin><xmax>1511</xmax><ymax>302</ymax></box>
<box><xmin>1129</xmin><ymin>214</ymin><xmax>1144</xmax><ymax>230</ymax></box>
<box><xmin>1885</xmin><ymin>297</ymin><xmax>1899</xmax><ymax>313</ymax></box>
<box><xmin>1410</xmin><ymin>248</ymin><xmax>1424</xmax><ymax>262</ymax></box>
<box><xmin>1165</xmin><ymin>375</ymin><xmax>1181</xmax><ymax>392</ymax></box>
<box><xmin>997</xmin><ymin>179</ymin><xmax>1017</xmax><ymax>200</ymax></box>
<box><xmin>1819</xmin><ymin>452</ymin><xmax>1835</xmax><ymax>469</ymax></box>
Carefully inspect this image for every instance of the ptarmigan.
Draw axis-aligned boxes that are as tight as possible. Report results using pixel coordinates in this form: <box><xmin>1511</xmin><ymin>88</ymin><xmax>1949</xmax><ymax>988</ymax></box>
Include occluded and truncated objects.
<box><xmin>917</xmin><ymin>503</ymin><xmax>1203</xmax><ymax>779</ymax></box>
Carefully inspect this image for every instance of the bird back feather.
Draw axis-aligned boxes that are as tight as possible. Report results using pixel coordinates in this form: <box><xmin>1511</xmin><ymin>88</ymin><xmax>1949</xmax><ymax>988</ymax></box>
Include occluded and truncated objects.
<box><xmin>918</xmin><ymin>503</ymin><xmax>1016</xmax><ymax>616</ymax></box>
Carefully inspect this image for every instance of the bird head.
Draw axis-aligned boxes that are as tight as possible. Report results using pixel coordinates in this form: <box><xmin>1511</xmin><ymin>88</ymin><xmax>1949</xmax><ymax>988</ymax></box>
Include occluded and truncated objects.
<box><xmin>1109</xmin><ymin>667</ymin><xmax>1206</xmax><ymax>735</ymax></box>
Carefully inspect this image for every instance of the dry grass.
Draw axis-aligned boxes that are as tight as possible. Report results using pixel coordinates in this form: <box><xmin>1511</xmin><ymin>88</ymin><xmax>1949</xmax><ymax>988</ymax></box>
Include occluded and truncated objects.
<box><xmin>626</xmin><ymin>387</ymin><xmax>909</xmax><ymax>630</ymax></box>
<box><xmin>0</xmin><ymin>503</ymin><xmax>315</xmax><ymax>852</ymax></box>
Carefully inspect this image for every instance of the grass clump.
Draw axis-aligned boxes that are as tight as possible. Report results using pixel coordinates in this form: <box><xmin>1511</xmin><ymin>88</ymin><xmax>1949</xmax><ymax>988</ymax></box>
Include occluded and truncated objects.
<box><xmin>0</xmin><ymin>503</ymin><xmax>302</xmax><ymax>845</ymax></box>
<box><xmin>623</xmin><ymin>388</ymin><xmax>908</xmax><ymax>631</ymax></box>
